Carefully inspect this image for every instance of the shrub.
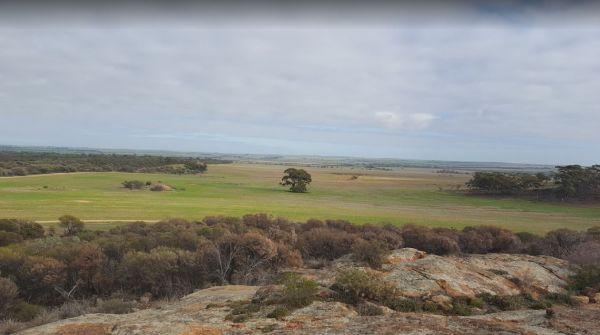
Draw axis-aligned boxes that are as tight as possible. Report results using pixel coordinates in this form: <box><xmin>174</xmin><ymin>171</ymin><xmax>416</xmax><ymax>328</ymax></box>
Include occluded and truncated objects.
<box><xmin>545</xmin><ymin>292</ymin><xmax>579</xmax><ymax>306</ymax></box>
<box><xmin>402</xmin><ymin>226</ymin><xmax>460</xmax><ymax>255</ymax></box>
<box><xmin>0</xmin><ymin>319</ymin><xmax>23</xmax><ymax>335</ymax></box>
<box><xmin>122</xmin><ymin>180</ymin><xmax>146</xmax><ymax>190</ymax></box>
<box><xmin>450</xmin><ymin>296</ymin><xmax>483</xmax><ymax>315</ymax></box>
<box><xmin>16</xmin><ymin>221</ymin><xmax>45</xmax><ymax>239</ymax></box>
<box><xmin>565</xmin><ymin>242</ymin><xmax>600</xmax><ymax>266</ymax></box>
<box><xmin>9</xmin><ymin>302</ymin><xmax>43</xmax><ymax>322</ymax></box>
<box><xmin>477</xmin><ymin>293</ymin><xmax>529</xmax><ymax>311</ymax></box>
<box><xmin>352</xmin><ymin>239</ymin><xmax>389</xmax><ymax>269</ymax></box>
<box><xmin>541</xmin><ymin>229</ymin><xmax>584</xmax><ymax>258</ymax></box>
<box><xmin>450</xmin><ymin>299</ymin><xmax>472</xmax><ymax>316</ymax></box>
<box><xmin>279</xmin><ymin>273</ymin><xmax>319</xmax><ymax>308</ymax></box>
<box><xmin>422</xmin><ymin>301</ymin><xmax>439</xmax><ymax>313</ymax></box>
<box><xmin>362</xmin><ymin>224</ymin><xmax>404</xmax><ymax>249</ymax></box>
<box><xmin>331</xmin><ymin>269</ymin><xmax>396</xmax><ymax>306</ymax></box>
<box><xmin>96</xmin><ymin>299</ymin><xmax>133</xmax><ymax>314</ymax></box>
<box><xmin>569</xmin><ymin>265</ymin><xmax>600</xmax><ymax>292</ymax></box>
<box><xmin>356</xmin><ymin>302</ymin><xmax>384</xmax><ymax>316</ymax></box>
<box><xmin>266</xmin><ymin>306</ymin><xmax>290</xmax><ymax>319</ymax></box>
<box><xmin>0</xmin><ymin>231</ymin><xmax>23</xmax><ymax>247</ymax></box>
<box><xmin>384</xmin><ymin>297</ymin><xmax>422</xmax><ymax>312</ymax></box>
<box><xmin>297</xmin><ymin>228</ymin><xmax>357</xmax><ymax>260</ymax></box>
<box><xmin>0</xmin><ymin>277</ymin><xmax>19</xmax><ymax>316</ymax></box>
<box><xmin>459</xmin><ymin>226</ymin><xmax>520</xmax><ymax>254</ymax></box>
<box><xmin>58</xmin><ymin>215</ymin><xmax>85</xmax><ymax>236</ymax></box>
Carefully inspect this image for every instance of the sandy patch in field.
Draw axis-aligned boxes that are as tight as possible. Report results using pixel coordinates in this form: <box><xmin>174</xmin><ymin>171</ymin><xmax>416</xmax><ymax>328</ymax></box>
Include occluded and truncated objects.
<box><xmin>73</xmin><ymin>200</ymin><xmax>92</xmax><ymax>203</ymax></box>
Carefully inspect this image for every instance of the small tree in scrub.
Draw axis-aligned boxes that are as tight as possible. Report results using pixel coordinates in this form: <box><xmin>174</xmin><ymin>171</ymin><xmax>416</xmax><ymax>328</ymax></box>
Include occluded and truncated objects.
<box><xmin>58</xmin><ymin>215</ymin><xmax>85</xmax><ymax>236</ymax></box>
<box><xmin>280</xmin><ymin>168</ymin><xmax>312</xmax><ymax>193</ymax></box>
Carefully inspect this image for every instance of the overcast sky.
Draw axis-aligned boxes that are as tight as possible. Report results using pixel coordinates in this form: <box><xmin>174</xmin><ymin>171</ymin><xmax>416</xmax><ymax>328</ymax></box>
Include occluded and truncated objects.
<box><xmin>1</xmin><ymin>1</ymin><xmax>599</xmax><ymax>164</ymax></box>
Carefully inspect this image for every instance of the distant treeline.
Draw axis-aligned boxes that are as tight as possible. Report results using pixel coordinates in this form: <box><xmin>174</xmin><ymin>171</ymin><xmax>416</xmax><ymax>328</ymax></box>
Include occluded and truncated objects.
<box><xmin>467</xmin><ymin>165</ymin><xmax>600</xmax><ymax>200</ymax></box>
<box><xmin>0</xmin><ymin>152</ymin><xmax>232</xmax><ymax>176</ymax></box>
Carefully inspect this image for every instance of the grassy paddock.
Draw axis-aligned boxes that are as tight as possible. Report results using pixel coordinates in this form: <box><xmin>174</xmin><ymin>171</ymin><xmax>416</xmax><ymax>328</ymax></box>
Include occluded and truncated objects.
<box><xmin>1</xmin><ymin>163</ymin><xmax>599</xmax><ymax>233</ymax></box>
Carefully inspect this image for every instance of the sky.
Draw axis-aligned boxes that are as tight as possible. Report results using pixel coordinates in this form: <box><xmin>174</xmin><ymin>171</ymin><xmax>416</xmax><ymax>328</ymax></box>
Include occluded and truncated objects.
<box><xmin>1</xmin><ymin>1</ymin><xmax>599</xmax><ymax>165</ymax></box>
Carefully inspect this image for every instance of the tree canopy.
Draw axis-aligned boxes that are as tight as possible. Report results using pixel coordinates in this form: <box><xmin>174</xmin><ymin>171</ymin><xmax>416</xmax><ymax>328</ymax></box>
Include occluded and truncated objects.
<box><xmin>280</xmin><ymin>168</ymin><xmax>312</xmax><ymax>193</ymax></box>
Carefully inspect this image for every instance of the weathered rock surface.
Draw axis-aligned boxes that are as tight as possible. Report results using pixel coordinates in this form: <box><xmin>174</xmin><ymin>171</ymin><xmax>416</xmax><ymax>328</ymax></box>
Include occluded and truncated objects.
<box><xmin>18</xmin><ymin>285</ymin><xmax>600</xmax><ymax>335</ymax></box>
<box><xmin>317</xmin><ymin>248</ymin><xmax>572</xmax><ymax>299</ymax></box>
<box><xmin>19</xmin><ymin>250</ymin><xmax>595</xmax><ymax>335</ymax></box>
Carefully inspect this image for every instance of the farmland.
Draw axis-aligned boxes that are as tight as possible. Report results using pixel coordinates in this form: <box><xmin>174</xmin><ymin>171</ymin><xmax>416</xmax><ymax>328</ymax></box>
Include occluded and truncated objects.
<box><xmin>1</xmin><ymin>163</ymin><xmax>599</xmax><ymax>233</ymax></box>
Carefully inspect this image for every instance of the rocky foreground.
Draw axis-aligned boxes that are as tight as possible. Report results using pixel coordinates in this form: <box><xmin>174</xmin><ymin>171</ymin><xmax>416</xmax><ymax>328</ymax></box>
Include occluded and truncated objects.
<box><xmin>19</xmin><ymin>249</ymin><xmax>600</xmax><ymax>335</ymax></box>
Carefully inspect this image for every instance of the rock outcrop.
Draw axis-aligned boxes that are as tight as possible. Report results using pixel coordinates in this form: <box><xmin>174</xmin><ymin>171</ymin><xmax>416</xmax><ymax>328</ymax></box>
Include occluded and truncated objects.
<box><xmin>19</xmin><ymin>249</ymin><xmax>599</xmax><ymax>335</ymax></box>
<box><xmin>322</xmin><ymin>248</ymin><xmax>571</xmax><ymax>299</ymax></box>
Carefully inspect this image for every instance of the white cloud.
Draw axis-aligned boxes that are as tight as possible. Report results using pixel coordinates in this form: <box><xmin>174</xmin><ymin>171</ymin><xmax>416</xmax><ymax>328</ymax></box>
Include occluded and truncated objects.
<box><xmin>374</xmin><ymin>112</ymin><xmax>435</xmax><ymax>130</ymax></box>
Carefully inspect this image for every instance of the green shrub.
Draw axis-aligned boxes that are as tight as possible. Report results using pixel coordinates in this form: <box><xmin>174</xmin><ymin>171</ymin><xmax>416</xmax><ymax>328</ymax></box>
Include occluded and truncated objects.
<box><xmin>422</xmin><ymin>301</ymin><xmax>439</xmax><ymax>313</ymax></box>
<box><xmin>468</xmin><ymin>297</ymin><xmax>484</xmax><ymax>309</ymax></box>
<box><xmin>477</xmin><ymin>293</ymin><xmax>528</xmax><ymax>311</ymax></box>
<box><xmin>450</xmin><ymin>300</ymin><xmax>472</xmax><ymax>316</ymax></box>
<box><xmin>356</xmin><ymin>302</ymin><xmax>384</xmax><ymax>316</ymax></box>
<box><xmin>122</xmin><ymin>180</ymin><xmax>146</xmax><ymax>190</ymax></box>
<box><xmin>0</xmin><ymin>277</ymin><xmax>19</xmax><ymax>316</ymax></box>
<box><xmin>96</xmin><ymin>299</ymin><xmax>133</xmax><ymax>314</ymax></box>
<box><xmin>9</xmin><ymin>302</ymin><xmax>43</xmax><ymax>321</ymax></box>
<box><xmin>530</xmin><ymin>300</ymin><xmax>552</xmax><ymax>310</ymax></box>
<box><xmin>332</xmin><ymin>269</ymin><xmax>396</xmax><ymax>305</ymax></box>
<box><xmin>545</xmin><ymin>292</ymin><xmax>578</xmax><ymax>306</ymax></box>
<box><xmin>280</xmin><ymin>273</ymin><xmax>319</xmax><ymax>308</ymax></box>
<box><xmin>266</xmin><ymin>306</ymin><xmax>290</xmax><ymax>319</ymax></box>
<box><xmin>228</xmin><ymin>300</ymin><xmax>260</xmax><ymax>316</ymax></box>
<box><xmin>0</xmin><ymin>231</ymin><xmax>23</xmax><ymax>247</ymax></box>
<box><xmin>384</xmin><ymin>297</ymin><xmax>422</xmax><ymax>312</ymax></box>
<box><xmin>569</xmin><ymin>265</ymin><xmax>600</xmax><ymax>292</ymax></box>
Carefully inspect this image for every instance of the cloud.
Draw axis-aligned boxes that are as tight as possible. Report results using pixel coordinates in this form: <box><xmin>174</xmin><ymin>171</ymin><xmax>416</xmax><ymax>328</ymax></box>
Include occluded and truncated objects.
<box><xmin>374</xmin><ymin>112</ymin><xmax>435</xmax><ymax>130</ymax></box>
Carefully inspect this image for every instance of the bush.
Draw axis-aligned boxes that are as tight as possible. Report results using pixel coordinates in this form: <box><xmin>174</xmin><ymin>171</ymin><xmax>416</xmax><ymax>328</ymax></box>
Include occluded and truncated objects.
<box><xmin>450</xmin><ymin>296</ymin><xmax>483</xmax><ymax>315</ymax></box>
<box><xmin>477</xmin><ymin>293</ymin><xmax>529</xmax><ymax>311</ymax></box>
<box><xmin>297</xmin><ymin>228</ymin><xmax>357</xmax><ymax>260</ymax></box>
<box><xmin>9</xmin><ymin>302</ymin><xmax>43</xmax><ymax>322</ymax></box>
<box><xmin>266</xmin><ymin>306</ymin><xmax>290</xmax><ymax>319</ymax></box>
<box><xmin>569</xmin><ymin>265</ymin><xmax>600</xmax><ymax>292</ymax></box>
<box><xmin>352</xmin><ymin>239</ymin><xmax>389</xmax><ymax>269</ymax></box>
<box><xmin>122</xmin><ymin>180</ymin><xmax>146</xmax><ymax>190</ymax></box>
<box><xmin>332</xmin><ymin>269</ymin><xmax>397</xmax><ymax>306</ymax></box>
<box><xmin>0</xmin><ymin>231</ymin><xmax>23</xmax><ymax>247</ymax></box>
<box><xmin>545</xmin><ymin>292</ymin><xmax>579</xmax><ymax>306</ymax></box>
<box><xmin>402</xmin><ymin>226</ymin><xmax>460</xmax><ymax>255</ymax></box>
<box><xmin>450</xmin><ymin>300</ymin><xmax>472</xmax><ymax>316</ymax></box>
<box><xmin>279</xmin><ymin>273</ymin><xmax>319</xmax><ymax>308</ymax></box>
<box><xmin>58</xmin><ymin>215</ymin><xmax>85</xmax><ymax>236</ymax></box>
<box><xmin>96</xmin><ymin>299</ymin><xmax>133</xmax><ymax>314</ymax></box>
<box><xmin>356</xmin><ymin>302</ymin><xmax>384</xmax><ymax>316</ymax></box>
<box><xmin>0</xmin><ymin>277</ymin><xmax>19</xmax><ymax>316</ymax></box>
<box><xmin>459</xmin><ymin>226</ymin><xmax>520</xmax><ymax>254</ymax></box>
<box><xmin>384</xmin><ymin>297</ymin><xmax>422</xmax><ymax>312</ymax></box>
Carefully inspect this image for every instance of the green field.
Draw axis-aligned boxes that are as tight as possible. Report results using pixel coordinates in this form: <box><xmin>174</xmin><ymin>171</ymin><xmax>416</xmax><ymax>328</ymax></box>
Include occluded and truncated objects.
<box><xmin>1</xmin><ymin>163</ymin><xmax>599</xmax><ymax>233</ymax></box>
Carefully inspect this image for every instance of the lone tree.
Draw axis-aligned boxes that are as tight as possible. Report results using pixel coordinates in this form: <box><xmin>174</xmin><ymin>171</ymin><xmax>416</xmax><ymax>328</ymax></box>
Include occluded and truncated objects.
<box><xmin>280</xmin><ymin>168</ymin><xmax>312</xmax><ymax>193</ymax></box>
